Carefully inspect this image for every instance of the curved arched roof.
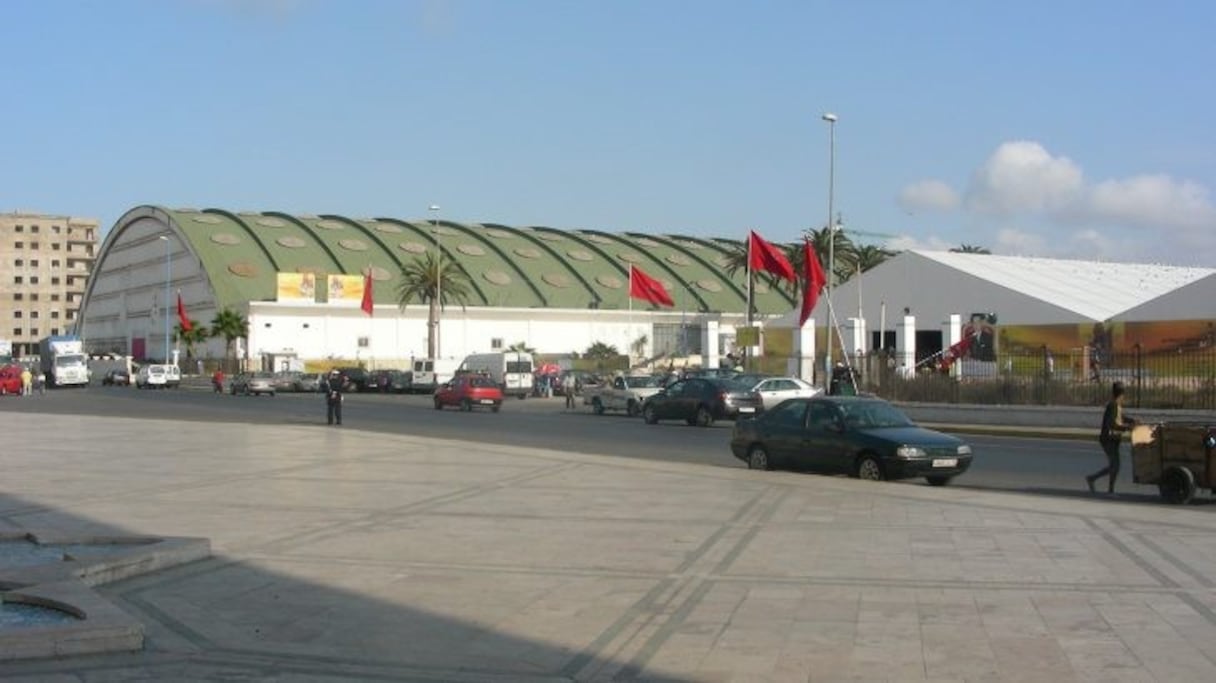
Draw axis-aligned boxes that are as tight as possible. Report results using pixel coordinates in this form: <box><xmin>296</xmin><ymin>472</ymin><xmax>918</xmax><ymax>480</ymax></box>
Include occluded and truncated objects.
<box><xmin>95</xmin><ymin>205</ymin><xmax>798</xmax><ymax>314</ymax></box>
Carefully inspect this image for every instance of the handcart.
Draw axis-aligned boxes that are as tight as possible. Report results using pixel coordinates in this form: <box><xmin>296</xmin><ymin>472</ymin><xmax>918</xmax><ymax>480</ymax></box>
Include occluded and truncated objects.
<box><xmin>1131</xmin><ymin>422</ymin><xmax>1216</xmax><ymax>504</ymax></box>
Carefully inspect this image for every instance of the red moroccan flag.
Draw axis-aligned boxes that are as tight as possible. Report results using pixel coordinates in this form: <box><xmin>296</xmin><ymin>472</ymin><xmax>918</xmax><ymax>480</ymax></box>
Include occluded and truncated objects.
<box><xmin>748</xmin><ymin>230</ymin><xmax>796</xmax><ymax>282</ymax></box>
<box><xmin>360</xmin><ymin>269</ymin><xmax>374</xmax><ymax>316</ymax></box>
<box><xmin>176</xmin><ymin>292</ymin><xmax>193</xmax><ymax>332</ymax></box>
<box><xmin>629</xmin><ymin>265</ymin><xmax>674</xmax><ymax>307</ymax></box>
<box><xmin>799</xmin><ymin>239</ymin><xmax>827</xmax><ymax>327</ymax></box>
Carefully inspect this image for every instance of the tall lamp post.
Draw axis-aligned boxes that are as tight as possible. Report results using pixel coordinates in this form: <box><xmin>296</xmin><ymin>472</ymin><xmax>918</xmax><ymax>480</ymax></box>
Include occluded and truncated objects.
<box><xmin>821</xmin><ymin>112</ymin><xmax>837</xmax><ymax>390</ymax></box>
<box><xmin>429</xmin><ymin>204</ymin><xmax>442</xmax><ymax>359</ymax></box>
<box><xmin>158</xmin><ymin>235</ymin><xmax>171</xmax><ymax>364</ymax></box>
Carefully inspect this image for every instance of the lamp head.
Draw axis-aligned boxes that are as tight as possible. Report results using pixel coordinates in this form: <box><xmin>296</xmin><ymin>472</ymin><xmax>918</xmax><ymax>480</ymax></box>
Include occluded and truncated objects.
<box><xmin>428</xmin><ymin>205</ymin><xmax>440</xmax><ymax>212</ymax></box>
<box><xmin>822</xmin><ymin>113</ymin><xmax>837</xmax><ymax>122</ymax></box>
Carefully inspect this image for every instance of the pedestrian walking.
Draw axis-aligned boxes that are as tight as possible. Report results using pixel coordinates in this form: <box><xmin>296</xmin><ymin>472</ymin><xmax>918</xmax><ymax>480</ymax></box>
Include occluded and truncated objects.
<box><xmin>35</xmin><ymin>371</ymin><xmax>45</xmax><ymax>394</ymax></box>
<box><xmin>323</xmin><ymin>369</ymin><xmax>344</xmax><ymax>426</ymax></box>
<box><xmin>212</xmin><ymin>368</ymin><xmax>225</xmax><ymax>393</ymax></box>
<box><xmin>20</xmin><ymin>367</ymin><xmax>32</xmax><ymax>396</ymax></box>
<box><xmin>1087</xmin><ymin>381</ymin><xmax>1135</xmax><ymax>494</ymax></box>
<box><xmin>563</xmin><ymin>373</ymin><xmax>577</xmax><ymax>410</ymax></box>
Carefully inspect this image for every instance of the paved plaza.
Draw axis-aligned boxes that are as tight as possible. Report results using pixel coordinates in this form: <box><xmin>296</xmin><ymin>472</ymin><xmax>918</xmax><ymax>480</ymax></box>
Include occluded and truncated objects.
<box><xmin>1</xmin><ymin>412</ymin><xmax>1215</xmax><ymax>681</ymax></box>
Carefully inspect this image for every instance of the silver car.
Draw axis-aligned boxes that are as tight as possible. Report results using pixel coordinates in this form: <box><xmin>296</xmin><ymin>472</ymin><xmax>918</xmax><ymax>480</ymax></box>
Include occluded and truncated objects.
<box><xmin>750</xmin><ymin>376</ymin><xmax>821</xmax><ymax>410</ymax></box>
<box><xmin>230</xmin><ymin>372</ymin><xmax>276</xmax><ymax>396</ymax></box>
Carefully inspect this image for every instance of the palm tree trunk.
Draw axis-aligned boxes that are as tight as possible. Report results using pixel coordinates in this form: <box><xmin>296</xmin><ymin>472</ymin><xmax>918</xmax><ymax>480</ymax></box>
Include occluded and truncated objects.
<box><xmin>427</xmin><ymin>298</ymin><xmax>438</xmax><ymax>358</ymax></box>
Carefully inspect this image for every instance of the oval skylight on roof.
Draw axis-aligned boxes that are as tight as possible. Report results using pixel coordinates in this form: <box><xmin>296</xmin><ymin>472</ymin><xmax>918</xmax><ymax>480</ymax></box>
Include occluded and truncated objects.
<box><xmin>567</xmin><ymin>249</ymin><xmax>594</xmax><ymax>262</ymax></box>
<box><xmin>277</xmin><ymin>236</ymin><xmax>307</xmax><ymax>249</ymax></box>
<box><xmin>665</xmin><ymin>254</ymin><xmax>691</xmax><ymax>266</ymax></box>
<box><xmin>536</xmin><ymin>233</ymin><xmax>564</xmax><ymax>242</ymax></box>
<box><xmin>617</xmin><ymin>252</ymin><xmax>641</xmax><ymax>263</ymax></box>
<box><xmin>695</xmin><ymin>279</ymin><xmax>722</xmax><ymax>292</ymax></box>
<box><xmin>483</xmin><ymin>270</ymin><xmax>511</xmax><ymax>286</ymax></box>
<box><xmin>635</xmin><ymin>238</ymin><xmax>661</xmax><ymax>247</ymax></box>
<box><xmin>256</xmin><ymin>217</ymin><xmax>285</xmax><ymax>228</ymax></box>
<box><xmin>374</xmin><ymin>224</ymin><xmax>403</xmax><ymax>234</ymax></box>
<box><xmin>514</xmin><ymin>247</ymin><xmax>541</xmax><ymax>259</ymax></box>
<box><xmin>210</xmin><ymin>233</ymin><xmax>241</xmax><ymax>245</ymax></box>
<box><xmin>315</xmin><ymin>220</ymin><xmax>345</xmax><ymax>230</ymax></box>
<box><xmin>339</xmin><ymin>239</ymin><xmax>368</xmax><ymax>251</ymax></box>
<box><xmin>398</xmin><ymin>242</ymin><xmax>427</xmax><ymax>254</ymax></box>
<box><xmin>487</xmin><ymin>229</ymin><xmax>513</xmax><ymax>239</ymax></box>
<box><xmin>596</xmin><ymin>275</ymin><xmax>623</xmax><ymax>289</ymax></box>
<box><xmin>583</xmin><ymin>234</ymin><xmax>612</xmax><ymax>244</ymax></box>
<box><xmin>457</xmin><ymin>244</ymin><xmax>485</xmax><ymax>256</ymax></box>
<box><xmin>430</xmin><ymin>226</ymin><xmax>457</xmax><ymax>236</ymax></box>
<box><xmin>228</xmin><ymin>262</ymin><xmax>258</xmax><ymax>278</ymax></box>
<box><xmin>192</xmin><ymin>215</ymin><xmax>222</xmax><ymax>224</ymax></box>
<box><xmin>542</xmin><ymin>273</ymin><xmax>571</xmax><ymax>288</ymax></box>
<box><xmin>370</xmin><ymin>266</ymin><xmax>392</xmax><ymax>281</ymax></box>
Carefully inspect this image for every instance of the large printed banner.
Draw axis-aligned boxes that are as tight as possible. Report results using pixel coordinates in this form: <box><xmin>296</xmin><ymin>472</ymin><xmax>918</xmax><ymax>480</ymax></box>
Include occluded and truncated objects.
<box><xmin>276</xmin><ymin>272</ymin><xmax>317</xmax><ymax>303</ymax></box>
<box><xmin>326</xmin><ymin>274</ymin><xmax>365</xmax><ymax>305</ymax></box>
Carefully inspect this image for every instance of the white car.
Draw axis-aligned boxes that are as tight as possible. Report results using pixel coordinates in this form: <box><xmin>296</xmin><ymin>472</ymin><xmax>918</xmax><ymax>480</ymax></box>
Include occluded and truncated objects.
<box><xmin>135</xmin><ymin>364</ymin><xmax>168</xmax><ymax>389</ymax></box>
<box><xmin>750</xmin><ymin>376</ymin><xmax>821</xmax><ymax>409</ymax></box>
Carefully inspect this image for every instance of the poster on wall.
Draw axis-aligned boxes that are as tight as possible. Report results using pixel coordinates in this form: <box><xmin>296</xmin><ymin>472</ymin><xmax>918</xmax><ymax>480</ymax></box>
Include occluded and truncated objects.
<box><xmin>962</xmin><ymin>313</ymin><xmax>997</xmax><ymax>361</ymax></box>
<box><xmin>276</xmin><ymin>272</ymin><xmax>317</xmax><ymax>303</ymax></box>
<box><xmin>326</xmin><ymin>274</ymin><xmax>365</xmax><ymax>304</ymax></box>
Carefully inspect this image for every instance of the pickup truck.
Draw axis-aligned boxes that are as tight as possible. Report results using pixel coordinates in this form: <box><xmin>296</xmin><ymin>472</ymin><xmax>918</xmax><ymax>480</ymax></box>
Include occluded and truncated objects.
<box><xmin>585</xmin><ymin>375</ymin><xmax>665</xmax><ymax>416</ymax></box>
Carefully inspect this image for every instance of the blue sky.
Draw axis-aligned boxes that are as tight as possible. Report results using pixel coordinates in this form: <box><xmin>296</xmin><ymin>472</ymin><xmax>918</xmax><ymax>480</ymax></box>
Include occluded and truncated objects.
<box><xmin>4</xmin><ymin>0</ymin><xmax>1214</xmax><ymax>265</ymax></box>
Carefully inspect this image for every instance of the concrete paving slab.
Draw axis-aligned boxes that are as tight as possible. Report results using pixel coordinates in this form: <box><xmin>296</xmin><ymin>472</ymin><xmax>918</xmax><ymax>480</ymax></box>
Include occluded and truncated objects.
<box><xmin>1</xmin><ymin>412</ymin><xmax>1216</xmax><ymax>681</ymax></box>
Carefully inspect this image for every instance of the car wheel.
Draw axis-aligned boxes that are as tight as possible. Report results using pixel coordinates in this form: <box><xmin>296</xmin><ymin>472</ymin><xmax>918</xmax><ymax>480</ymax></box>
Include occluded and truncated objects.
<box><xmin>925</xmin><ymin>476</ymin><xmax>953</xmax><ymax>487</ymax></box>
<box><xmin>643</xmin><ymin>405</ymin><xmax>659</xmax><ymax>425</ymax></box>
<box><xmin>747</xmin><ymin>445</ymin><xmax>771</xmax><ymax>471</ymax></box>
<box><xmin>856</xmin><ymin>455</ymin><xmax>885</xmax><ymax>481</ymax></box>
<box><xmin>269</xmin><ymin>392</ymin><xmax>276</xmax><ymax>398</ymax></box>
<box><xmin>1159</xmin><ymin>466</ymin><xmax>1196</xmax><ymax>505</ymax></box>
<box><xmin>694</xmin><ymin>405</ymin><xmax>714</xmax><ymax>428</ymax></box>
<box><xmin>433</xmin><ymin>397</ymin><xmax>443</xmax><ymax>410</ymax></box>
<box><xmin>626</xmin><ymin>400</ymin><xmax>639</xmax><ymax>417</ymax></box>
<box><xmin>491</xmin><ymin>403</ymin><xmax>501</xmax><ymax>413</ymax></box>
<box><xmin>592</xmin><ymin>398</ymin><xmax>605</xmax><ymax>415</ymax></box>
<box><xmin>460</xmin><ymin>398</ymin><xmax>472</xmax><ymax>412</ymax></box>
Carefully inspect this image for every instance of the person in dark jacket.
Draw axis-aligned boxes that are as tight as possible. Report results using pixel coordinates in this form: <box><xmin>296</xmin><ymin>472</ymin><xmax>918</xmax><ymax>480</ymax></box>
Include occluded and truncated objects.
<box><xmin>1087</xmin><ymin>381</ymin><xmax>1134</xmax><ymax>494</ymax></box>
<box><xmin>323</xmin><ymin>369</ymin><xmax>344</xmax><ymax>426</ymax></box>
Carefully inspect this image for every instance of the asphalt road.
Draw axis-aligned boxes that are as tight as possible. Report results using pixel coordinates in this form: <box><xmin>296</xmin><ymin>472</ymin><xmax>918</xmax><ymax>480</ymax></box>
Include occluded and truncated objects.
<box><xmin>2</xmin><ymin>386</ymin><xmax>1207</xmax><ymax>507</ymax></box>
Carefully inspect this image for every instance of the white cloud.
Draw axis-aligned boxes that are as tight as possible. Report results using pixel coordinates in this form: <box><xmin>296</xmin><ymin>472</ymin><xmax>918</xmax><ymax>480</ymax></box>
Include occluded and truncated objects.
<box><xmin>897</xmin><ymin>180</ymin><xmax>959</xmax><ymax>212</ymax></box>
<box><xmin>994</xmin><ymin>227</ymin><xmax>1049</xmax><ymax>255</ymax></box>
<box><xmin>885</xmin><ymin>234</ymin><xmax>955</xmax><ymax>252</ymax></box>
<box><xmin>1087</xmin><ymin>174</ymin><xmax>1216</xmax><ymax>231</ymax></box>
<box><xmin>965</xmin><ymin>141</ymin><xmax>1084</xmax><ymax>214</ymax></box>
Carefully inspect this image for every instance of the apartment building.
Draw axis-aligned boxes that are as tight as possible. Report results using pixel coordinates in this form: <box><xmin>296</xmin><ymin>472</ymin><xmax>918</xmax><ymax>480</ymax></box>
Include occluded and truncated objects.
<box><xmin>0</xmin><ymin>212</ymin><xmax>99</xmax><ymax>357</ymax></box>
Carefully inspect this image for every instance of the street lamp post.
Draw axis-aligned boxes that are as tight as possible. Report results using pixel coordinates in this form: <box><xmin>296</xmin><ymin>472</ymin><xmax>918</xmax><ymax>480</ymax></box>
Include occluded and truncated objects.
<box><xmin>821</xmin><ymin>112</ymin><xmax>837</xmax><ymax>390</ymax></box>
<box><xmin>158</xmin><ymin>235</ymin><xmax>171</xmax><ymax>364</ymax></box>
<box><xmin>429</xmin><ymin>204</ymin><xmax>441</xmax><ymax>359</ymax></box>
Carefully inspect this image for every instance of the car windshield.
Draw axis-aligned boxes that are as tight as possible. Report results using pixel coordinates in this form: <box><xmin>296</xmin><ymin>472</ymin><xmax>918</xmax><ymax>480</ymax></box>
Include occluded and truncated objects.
<box><xmin>506</xmin><ymin>361</ymin><xmax>532</xmax><ymax>374</ymax></box>
<box><xmin>469</xmin><ymin>377</ymin><xmax>496</xmax><ymax>388</ymax></box>
<box><xmin>253</xmin><ymin>372</ymin><xmax>274</xmax><ymax>379</ymax></box>
<box><xmin>148</xmin><ymin>366</ymin><xmax>165</xmax><ymax>375</ymax></box>
<box><xmin>625</xmin><ymin>376</ymin><xmax>660</xmax><ymax>388</ymax></box>
<box><xmin>838</xmin><ymin>401</ymin><xmax>914</xmax><ymax>429</ymax></box>
<box><xmin>718</xmin><ymin>379</ymin><xmax>756</xmax><ymax>392</ymax></box>
<box><xmin>55</xmin><ymin>354</ymin><xmax>86</xmax><ymax>367</ymax></box>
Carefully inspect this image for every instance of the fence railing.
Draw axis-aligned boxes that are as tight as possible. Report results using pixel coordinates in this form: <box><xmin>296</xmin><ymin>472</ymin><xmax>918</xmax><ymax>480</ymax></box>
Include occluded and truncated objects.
<box><xmin>824</xmin><ymin>347</ymin><xmax>1216</xmax><ymax>410</ymax></box>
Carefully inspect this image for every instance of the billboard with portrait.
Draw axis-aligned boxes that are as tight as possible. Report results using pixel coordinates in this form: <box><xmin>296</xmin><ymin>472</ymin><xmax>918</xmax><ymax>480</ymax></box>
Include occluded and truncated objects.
<box><xmin>276</xmin><ymin>272</ymin><xmax>317</xmax><ymax>303</ymax></box>
<box><xmin>326</xmin><ymin>274</ymin><xmax>365</xmax><ymax>305</ymax></box>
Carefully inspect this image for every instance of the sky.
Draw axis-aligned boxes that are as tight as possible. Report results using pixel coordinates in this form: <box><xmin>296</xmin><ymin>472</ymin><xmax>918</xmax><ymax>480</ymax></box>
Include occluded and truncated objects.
<box><xmin>3</xmin><ymin>0</ymin><xmax>1214</xmax><ymax>266</ymax></box>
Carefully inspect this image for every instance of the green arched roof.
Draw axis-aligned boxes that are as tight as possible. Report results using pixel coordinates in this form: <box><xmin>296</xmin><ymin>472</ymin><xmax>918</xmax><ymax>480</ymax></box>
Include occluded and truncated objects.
<box><xmin>105</xmin><ymin>205</ymin><xmax>798</xmax><ymax>314</ymax></box>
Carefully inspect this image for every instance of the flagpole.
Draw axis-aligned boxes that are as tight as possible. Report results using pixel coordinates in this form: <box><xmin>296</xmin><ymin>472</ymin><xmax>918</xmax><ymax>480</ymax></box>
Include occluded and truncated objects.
<box><xmin>745</xmin><ymin>234</ymin><xmax>753</xmax><ymax>370</ymax></box>
<box><xmin>628</xmin><ymin>266</ymin><xmax>634</xmax><ymax>367</ymax></box>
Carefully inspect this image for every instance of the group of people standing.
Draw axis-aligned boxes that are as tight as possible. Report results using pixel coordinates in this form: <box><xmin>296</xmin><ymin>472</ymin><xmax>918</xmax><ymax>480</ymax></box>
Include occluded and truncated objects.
<box><xmin>9</xmin><ymin>366</ymin><xmax>45</xmax><ymax>395</ymax></box>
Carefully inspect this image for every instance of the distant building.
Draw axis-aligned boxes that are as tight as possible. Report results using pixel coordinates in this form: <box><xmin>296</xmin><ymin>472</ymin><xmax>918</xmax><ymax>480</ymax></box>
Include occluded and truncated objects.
<box><xmin>0</xmin><ymin>212</ymin><xmax>99</xmax><ymax>356</ymax></box>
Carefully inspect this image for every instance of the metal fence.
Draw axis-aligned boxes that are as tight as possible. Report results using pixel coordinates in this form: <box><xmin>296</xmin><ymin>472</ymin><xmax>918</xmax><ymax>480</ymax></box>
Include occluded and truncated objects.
<box><xmin>837</xmin><ymin>346</ymin><xmax>1216</xmax><ymax>410</ymax></box>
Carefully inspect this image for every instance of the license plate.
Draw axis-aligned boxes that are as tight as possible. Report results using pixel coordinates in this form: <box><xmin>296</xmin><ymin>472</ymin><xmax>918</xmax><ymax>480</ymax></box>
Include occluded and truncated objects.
<box><xmin>738</xmin><ymin>406</ymin><xmax>755</xmax><ymax>413</ymax></box>
<box><xmin>932</xmin><ymin>458</ymin><xmax>958</xmax><ymax>468</ymax></box>
<box><xmin>479</xmin><ymin>399</ymin><xmax>495</xmax><ymax>405</ymax></box>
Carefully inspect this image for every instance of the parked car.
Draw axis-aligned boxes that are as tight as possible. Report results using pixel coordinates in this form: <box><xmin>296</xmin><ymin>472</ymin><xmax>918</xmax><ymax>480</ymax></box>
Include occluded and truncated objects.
<box><xmin>747</xmin><ymin>376</ymin><xmax>821</xmax><ymax>410</ymax></box>
<box><xmin>641</xmin><ymin>377</ymin><xmax>763</xmax><ymax>427</ymax></box>
<box><xmin>230</xmin><ymin>372</ymin><xmax>277</xmax><ymax>396</ymax></box>
<box><xmin>730</xmin><ymin>396</ymin><xmax>973</xmax><ymax>486</ymax></box>
<box><xmin>334</xmin><ymin>366</ymin><xmax>370</xmax><ymax>392</ymax></box>
<box><xmin>0</xmin><ymin>364</ymin><xmax>23</xmax><ymax>395</ymax></box>
<box><xmin>585</xmin><ymin>374</ymin><xmax>665</xmax><ymax>416</ymax></box>
<box><xmin>102</xmin><ymin>369</ymin><xmax>131</xmax><ymax>386</ymax></box>
<box><xmin>294</xmin><ymin>372</ymin><xmax>324</xmax><ymax>393</ymax></box>
<box><xmin>370</xmin><ymin>369</ymin><xmax>411</xmax><ymax>393</ymax></box>
<box><xmin>433</xmin><ymin>374</ymin><xmax>504</xmax><ymax>412</ymax></box>
<box><xmin>272</xmin><ymin>371</ymin><xmax>302</xmax><ymax>392</ymax></box>
<box><xmin>135</xmin><ymin>364</ymin><xmax>179</xmax><ymax>389</ymax></box>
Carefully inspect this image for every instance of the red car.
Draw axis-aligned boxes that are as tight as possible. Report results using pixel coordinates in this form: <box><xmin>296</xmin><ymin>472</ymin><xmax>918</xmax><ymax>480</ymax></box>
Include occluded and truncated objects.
<box><xmin>434</xmin><ymin>375</ymin><xmax>504</xmax><ymax>412</ymax></box>
<box><xmin>0</xmin><ymin>364</ymin><xmax>23</xmax><ymax>395</ymax></box>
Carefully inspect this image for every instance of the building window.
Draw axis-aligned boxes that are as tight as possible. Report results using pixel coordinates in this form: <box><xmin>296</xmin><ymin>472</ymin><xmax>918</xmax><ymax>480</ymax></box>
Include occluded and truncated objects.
<box><xmin>51</xmin><ymin>311</ymin><xmax>59</xmax><ymax>319</ymax></box>
<box><xmin>30</xmin><ymin>328</ymin><xmax>38</xmax><ymax>336</ymax></box>
<box><xmin>52</xmin><ymin>225</ymin><xmax>61</xmax><ymax>234</ymax></box>
<box><xmin>30</xmin><ymin>242</ymin><xmax>39</xmax><ymax>250</ymax></box>
<box><xmin>13</xmin><ymin>293</ymin><xmax>22</xmax><ymax>301</ymax></box>
<box><xmin>491</xmin><ymin>338</ymin><xmax>503</xmax><ymax>349</ymax></box>
<box><xmin>30</xmin><ymin>293</ymin><xmax>38</xmax><ymax>301</ymax></box>
<box><xmin>11</xmin><ymin>328</ymin><xmax>19</xmax><ymax>336</ymax></box>
<box><xmin>51</xmin><ymin>327</ymin><xmax>59</xmax><ymax>335</ymax></box>
<box><xmin>13</xmin><ymin>276</ymin><xmax>21</xmax><ymax>284</ymax></box>
<box><xmin>13</xmin><ymin>259</ymin><xmax>22</xmax><ymax>267</ymax></box>
<box><xmin>52</xmin><ymin>260</ymin><xmax>60</xmax><ymax>268</ymax></box>
<box><xmin>50</xmin><ymin>294</ymin><xmax>58</xmax><ymax>302</ymax></box>
<box><xmin>29</xmin><ymin>312</ymin><xmax>38</xmax><ymax>320</ymax></box>
<box><xmin>52</xmin><ymin>243</ymin><xmax>61</xmax><ymax>251</ymax></box>
<box><xmin>14</xmin><ymin>225</ymin><xmax>23</xmax><ymax>233</ymax></box>
<box><xmin>31</xmin><ymin>225</ymin><xmax>39</xmax><ymax>234</ymax></box>
<box><xmin>14</xmin><ymin>241</ymin><xmax>22</xmax><ymax>249</ymax></box>
<box><xmin>29</xmin><ymin>276</ymin><xmax>38</xmax><ymax>284</ymax></box>
<box><xmin>51</xmin><ymin>277</ymin><xmax>59</xmax><ymax>285</ymax></box>
<box><xmin>30</xmin><ymin>259</ymin><xmax>38</xmax><ymax>267</ymax></box>
<box><xmin>13</xmin><ymin>312</ymin><xmax>21</xmax><ymax>319</ymax></box>
<box><xmin>65</xmin><ymin>311</ymin><xmax>74</xmax><ymax>320</ymax></box>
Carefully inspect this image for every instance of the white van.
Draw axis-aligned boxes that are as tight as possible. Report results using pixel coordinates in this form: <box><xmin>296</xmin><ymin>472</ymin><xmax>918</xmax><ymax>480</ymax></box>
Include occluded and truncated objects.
<box><xmin>135</xmin><ymin>364</ymin><xmax>181</xmax><ymax>389</ymax></box>
<box><xmin>459</xmin><ymin>351</ymin><xmax>535</xmax><ymax>399</ymax></box>
<box><xmin>410</xmin><ymin>358</ymin><xmax>461</xmax><ymax>393</ymax></box>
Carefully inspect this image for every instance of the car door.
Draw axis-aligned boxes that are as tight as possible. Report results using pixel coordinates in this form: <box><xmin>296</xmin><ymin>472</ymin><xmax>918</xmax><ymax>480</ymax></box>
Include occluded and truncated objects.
<box><xmin>761</xmin><ymin>399</ymin><xmax>810</xmax><ymax>467</ymax></box>
<box><xmin>655</xmin><ymin>380</ymin><xmax>685</xmax><ymax>419</ymax></box>
<box><xmin>799</xmin><ymin>400</ymin><xmax>847</xmax><ymax>473</ymax></box>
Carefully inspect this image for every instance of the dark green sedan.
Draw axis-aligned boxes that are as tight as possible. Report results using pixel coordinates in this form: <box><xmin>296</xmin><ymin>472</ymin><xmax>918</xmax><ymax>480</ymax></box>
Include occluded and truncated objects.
<box><xmin>730</xmin><ymin>396</ymin><xmax>972</xmax><ymax>486</ymax></box>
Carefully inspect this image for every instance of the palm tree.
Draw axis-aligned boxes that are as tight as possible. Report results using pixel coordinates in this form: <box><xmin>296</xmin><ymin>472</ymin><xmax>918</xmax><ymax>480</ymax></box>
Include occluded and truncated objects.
<box><xmin>950</xmin><ymin>244</ymin><xmax>991</xmax><ymax>254</ymax></box>
<box><xmin>210</xmin><ymin>308</ymin><xmax>248</xmax><ymax>368</ymax></box>
<box><xmin>584</xmin><ymin>341</ymin><xmax>619</xmax><ymax>360</ymax></box>
<box><xmin>854</xmin><ymin>244</ymin><xmax>896</xmax><ymax>273</ymax></box>
<box><xmin>507</xmin><ymin>341</ymin><xmax>535</xmax><ymax>354</ymax></box>
<box><xmin>396</xmin><ymin>252</ymin><xmax>474</xmax><ymax>359</ymax></box>
<box><xmin>175</xmin><ymin>320</ymin><xmax>210</xmax><ymax>359</ymax></box>
<box><xmin>804</xmin><ymin>226</ymin><xmax>858</xmax><ymax>286</ymax></box>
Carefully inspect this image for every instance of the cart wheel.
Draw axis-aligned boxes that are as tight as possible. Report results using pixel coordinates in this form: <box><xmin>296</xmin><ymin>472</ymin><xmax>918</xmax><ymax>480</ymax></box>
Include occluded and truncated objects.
<box><xmin>1158</xmin><ymin>466</ymin><xmax>1196</xmax><ymax>505</ymax></box>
